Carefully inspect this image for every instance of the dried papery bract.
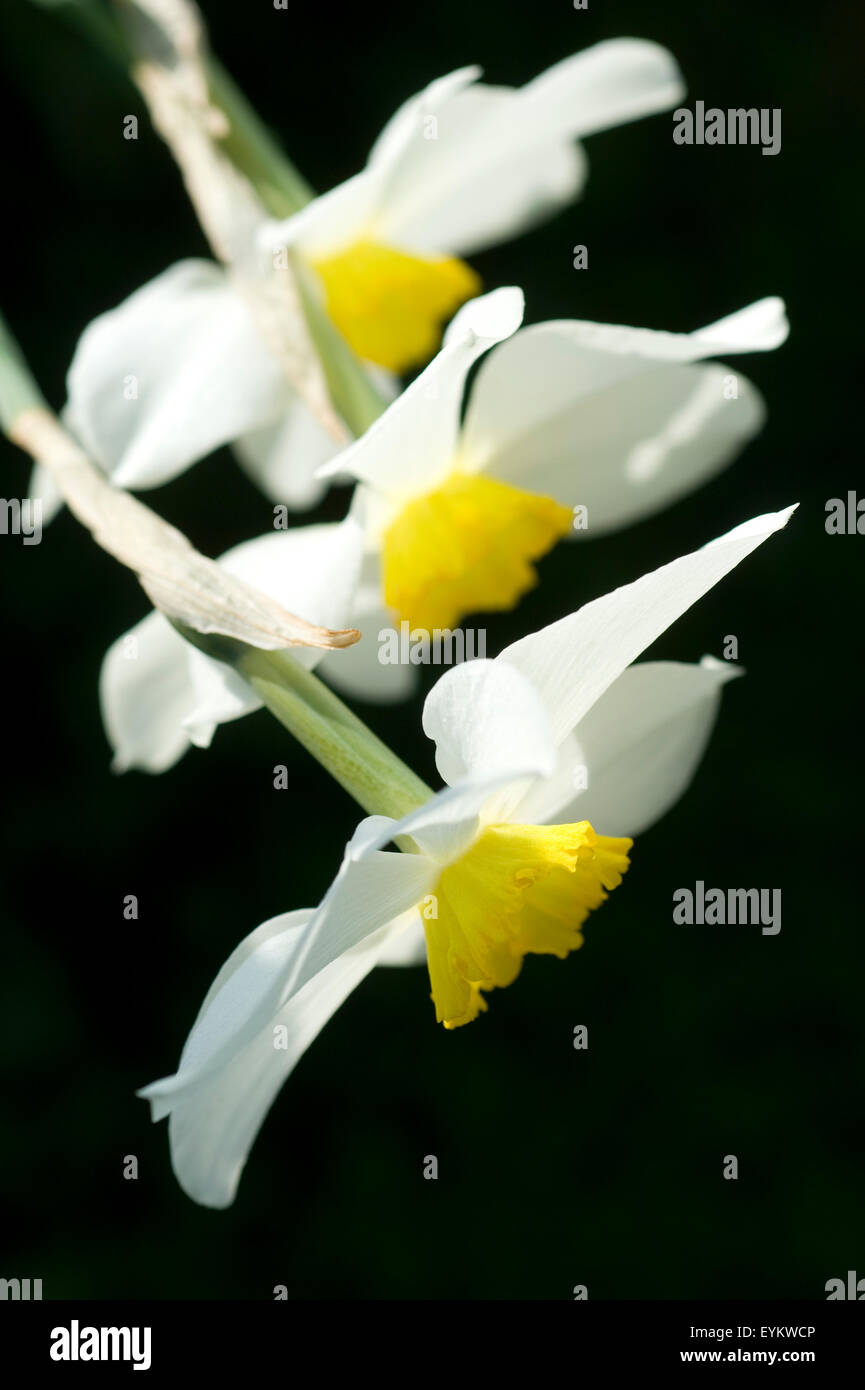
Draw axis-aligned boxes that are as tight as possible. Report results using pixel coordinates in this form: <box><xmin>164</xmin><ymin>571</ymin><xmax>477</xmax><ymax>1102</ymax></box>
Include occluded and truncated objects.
<box><xmin>10</xmin><ymin>407</ymin><xmax>359</xmax><ymax>654</ymax></box>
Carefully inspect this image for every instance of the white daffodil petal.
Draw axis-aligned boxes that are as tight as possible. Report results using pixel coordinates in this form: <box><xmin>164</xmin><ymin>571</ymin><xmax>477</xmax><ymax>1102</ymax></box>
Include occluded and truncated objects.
<box><xmin>274</xmin><ymin>68</ymin><xmax>481</xmax><ymax>257</ymax></box>
<box><xmin>163</xmin><ymin>918</ymin><xmax>407</xmax><ymax>1207</ymax></box>
<box><xmin>319</xmin><ymin>614</ymin><xmax>417</xmax><ymax>702</ymax></box>
<box><xmin>462</xmin><ymin>301</ymin><xmax>788</xmax><ymax>476</ymax></box>
<box><xmin>101</xmin><ymin>519</ymin><xmax>363</xmax><ymax>770</ymax></box>
<box><xmin>99</xmin><ymin>611</ymin><xmax>197</xmax><ymax>773</ymax></box>
<box><xmin>261</xmin><ymin>169</ymin><xmax>385</xmax><ymax>259</ymax></box>
<box><xmin>483</xmin><ymin>362</ymin><xmax>767</xmax><ymax>534</ymax></box>
<box><xmin>318</xmin><ymin>553</ymin><xmax>417</xmax><ymax>703</ymax></box>
<box><xmin>177</xmin><ymin>519</ymin><xmax>365</xmax><ymax>740</ymax></box>
<box><xmin>499</xmin><ymin>506</ymin><xmax>797</xmax><ymax>744</ymax></box>
<box><xmin>66</xmin><ymin>260</ymin><xmax>290</xmax><ymax>490</ymax></box>
<box><xmin>145</xmin><ymin>914</ymin><xmax>315</xmax><ymax>1119</ymax></box>
<box><xmin>370</xmin><ymin>782</ymin><xmax>486</xmax><ymax>865</ymax></box>
<box><xmin>372</xmin><ymin>83</ymin><xmax>585</xmax><ymax>258</ymax></box>
<box><xmin>377</xmin><ymin>917</ymin><xmax>428</xmax><ymax>966</ymax></box>
<box><xmin>316</xmin><ymin>288</ymin><xmax>524</xmax><ymax>501</ymax></box>
<box><xmin>283</xmin><ymin>836</ymin><xmax>435</xmax><ymax>998</ymax></box>
<box><xmin>513</xmin><ymin>658</ymin><xmax>741</xmax><ymax>836</ymax></box>
<box><xmin>422</xmin><ymin>657</ymin><xmax>558</xmax><ymax>788</ymax></box>
<box><xmin>368</xmin><ymin>66</ymin><xmax>484</xmax><ymax>169</ymax></box>
<box><xmin>232</xmin><ymin>397</ymin><xmax>341</xmax><ymax>507</ymax></box>
<box><xmin>181</xmin><ymin>649</ymin><xmax>259</xmax><ymax>748</ymax></box>
<box><xmin>692</xmin><ymin>297</ymin><xmax>790</xmax><ymax>356</ymax></box>
<box><xmin>376</xmin><ymin>757</ymin><xmax>558</xmax><ymax>867</ymax></box>
<box><xmin>519</xmin><ymin>38</ymin><xmax>685</xmax><ymax>141</ymax></box>
<box><xmin>143</xmin><ymin>826</ymin><xmax>433</xmax><ymax>1116</ymax></box>
<box><xmin>368</xmin><ymin>43</ymin><xmax>683</xmax><ymax>258</ymax></box>
<box><xmin>144</xmin><ymin>908</ymin><xmax>415</xmax><ymax>1209</ymax></box>
<box><xmin>216</xmin><ymin>519</ymin><xmax>364</xmax><ymax>669</ymax></box>
<box><xmin>500</xmin><ymin>729</ymin><xmax>586</xmax><ymax>828</ymax></box>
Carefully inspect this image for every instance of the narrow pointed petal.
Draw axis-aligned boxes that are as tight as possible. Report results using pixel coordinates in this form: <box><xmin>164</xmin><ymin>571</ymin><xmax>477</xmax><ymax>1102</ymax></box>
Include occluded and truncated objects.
<box><xmin>361</xmin><ymin>44</ymin><xmax>682</xmax><ymax>258</ymax></box>
<box><xmin>164</xmin><ymin>916</ymin><xmax>423</xmax><ymax>1208</ymax></box>
<box><xmin>370</xmin><ymin>83</ymin><xmax>585</xmax><ymax>258</ymax></box>
<box><xmin>142</xmin><ymin>825</ymin><xmax>434</xmax><ymax>1109</ymax></box>
<box><xmin>462</xmin><ymin>301</ymin><xmax>788</xmax><ymax>529</ymax></box>
<box><xmin>139</xmin><ymin>828</ymin><xmax>433</xmax><ymax>1206</ymax></box>
<box><xmin>499</xmin><ymin>507</ymin><xmax>797</xmax><ymax>744</ymax></box>
<box><xmin>519</xmin><ymin>38</ymin><xmax>685</xmax><ymax>140</ymax></box>
<box><xmin>317</xmin><ymin>288</ymin><xmax>524</xmax><ymax>500</ymax></box>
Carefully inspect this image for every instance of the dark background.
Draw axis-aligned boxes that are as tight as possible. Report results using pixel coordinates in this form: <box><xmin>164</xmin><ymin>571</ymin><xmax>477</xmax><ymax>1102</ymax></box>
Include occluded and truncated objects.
<box><xmin>0</xmin><ymin>0</ymin><xmax>862</xmax><ymax>1299</ymax></box>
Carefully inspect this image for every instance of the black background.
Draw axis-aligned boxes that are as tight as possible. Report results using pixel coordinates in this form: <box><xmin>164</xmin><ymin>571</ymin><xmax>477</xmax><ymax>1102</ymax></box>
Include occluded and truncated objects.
<box><xmin>0</xmin><ymin>0</ymin><xmax>863</xmax><ymax>1299</ymax></box>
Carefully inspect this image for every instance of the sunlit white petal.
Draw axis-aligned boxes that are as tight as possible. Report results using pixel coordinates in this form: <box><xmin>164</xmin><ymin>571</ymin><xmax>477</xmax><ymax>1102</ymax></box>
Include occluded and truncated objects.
<box><xmin>499</xmin><ymin>506</ymin><xmax>796</xmax><ymax>744</ymax></box>
<box><xmin>317</xmin><ymin>287</ymin><xmax>524</xmax><ymax>501</ymax></box>
<box><xmin>66</xmin><ymin>261</ymin><xmax>290</xmax><ymax>490</ymax></box>
<box><xmin>513</xmin><ymin>657</ymin><xmax>741</xmax><ymax>834</ymax></box>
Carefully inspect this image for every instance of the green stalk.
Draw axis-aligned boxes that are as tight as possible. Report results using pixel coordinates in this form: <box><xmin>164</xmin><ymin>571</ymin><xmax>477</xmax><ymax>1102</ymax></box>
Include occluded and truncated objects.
<box><xmin>238</xmin><ymin>647</ymin><xmax>432</xmax><ymax>834</ymax></box>
<box><xmin>205</xmin><ymin>57</ymin><xmax>314</xmax><ymax>218</ymax></box>
<box><xmin>32</xmin><ymin>0</ymin><xmax>131</xmax><ymax>69</ymax></box>
<box><xmin>177</xmin><ymin>629</ymin><xmax>432</xmax><ymax>842</ymax></box>
<box><xmin>36</xmin><ymin>3</ymin><xmax>313</xmax><ymax>216</ymax></box>
<box><xmin>292</xmin><ymin>256</ymin><xmax>389</xmax><ymax>437</ymax></box>
<box><xmin>1</xmin><ymin>313</ymin><xmax>431</xmax><ymax>839</ymax></box>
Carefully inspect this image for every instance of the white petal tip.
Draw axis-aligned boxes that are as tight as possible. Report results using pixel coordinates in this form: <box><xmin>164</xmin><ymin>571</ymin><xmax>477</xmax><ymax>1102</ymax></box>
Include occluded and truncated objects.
<box><xmin>709</xmin><ymin>503</ymin><xmax>798</xmax><ymax>547</ymax></box>
<box><xmin>771</xmin><ymin>501</ymin><xmax>800</xmax><ymax>527</ymax></box>
<box><xmin>110</xmin><ymin>457</ymin><xmax>148</xmax><ymax>490</ymax></box>
<box><xmin>181</xmin><ymin>721</ymin><xmax>217</xmax><ymax>750</ymax></box>
<box><xmin>445</xmin><ymin>286</ymin><xmax>525</xmax><ymax>348</ymax></box>
<box><xmin>744</xmin><ymin>296</ymin><xmax>790</xmax><ymax>349</ymax></box>
<box><xmin>701</xmin><ymin>297</ymin><xmax>790</xmax><ymax>354</ymax></box>
<box><xmin>700</xmin><ymin>654</ymin><xmax>745</xmax><ymax>681</ymax></box>
<box><xmin>135</xmin><ymin>1083</ymin><xmax>171</xmax><ymax>1123</ymax></box>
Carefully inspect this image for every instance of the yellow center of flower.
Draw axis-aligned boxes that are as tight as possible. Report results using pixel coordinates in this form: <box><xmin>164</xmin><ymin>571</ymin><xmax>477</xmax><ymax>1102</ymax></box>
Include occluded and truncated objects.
<box><xmin>309</xmin><ymin>238</ymin><xmax>481</xmax><ymax>372</ymax></box>
<box><xmin>425</xmin><ymin>821</ymin><xmax>632</xmax><ymax>1029</ymax></box>
<box><xmin>381</xmin><ymin>471</ymin><xmax>573</xmax><ymax>631</ymax></box>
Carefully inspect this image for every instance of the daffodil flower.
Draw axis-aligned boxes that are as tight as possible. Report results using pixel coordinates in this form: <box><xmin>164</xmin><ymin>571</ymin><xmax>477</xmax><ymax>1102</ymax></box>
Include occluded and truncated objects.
<box><xmin>101</xmin><ymin>518</ymin><xmax>362</xmax><ymax>772</ymax></box>
<box><xmin>316</xmin><ymin>288</ymin><xmax>789</xmax><ymax>700</ymax></box>
<box><xmin>139</xmin><ymin>504</ymin><xmax>795</xmax><ymax>1207</ymax></box>
<box><xmin>28</xmin><ymin>260</ymin><xmax>373</xmax><ymax>525</ymax></box>
<box><xmin>263</xmin><ymin>40</ymin><xmax>684</xmax><ymax>372</ymax></box>
<box><xmin>98</xmin><ymin>287</ymin><xmax>789</xmax><ymax>765</ymax></box>
<box><xmin>33</xmin><ymin>40</ymin><xmax>683</xmax><ymax>519</ymax></box>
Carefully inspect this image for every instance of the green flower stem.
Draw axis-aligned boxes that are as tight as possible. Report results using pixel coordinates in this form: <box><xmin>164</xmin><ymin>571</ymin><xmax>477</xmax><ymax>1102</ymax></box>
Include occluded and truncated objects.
<box><xmin>55</xmin><ymin>3</ymin><xmax>314</xmax><ymax>215</ymax></box>
<box><xmin>175</xmin><ymin>626</ymin><xmax>433</xmax><ymax>840</ymax></box>
<box><xmin>238</xmin><ymin>647</ymin><xmax>433</xmax><ymax>842</ymax></box>
<box><xmin>1</xmin><ymin>316</ymin><xmax>428</xmax><ymax>841</ymax></box>
<box><xmin>292</xmin><ymin>256</ymin><xmax>389</xmax><ymax>437</ymax></box>
<box><xmin>34</xmin><ymin>0</ymin><xmax>131</xmax><ymax>70</ymax></box>
<box><xmin>205</xmin><ymin>57</ymin><xmax>315</xmax><ymax>218</ymax></box>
